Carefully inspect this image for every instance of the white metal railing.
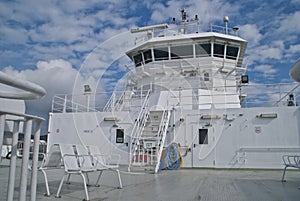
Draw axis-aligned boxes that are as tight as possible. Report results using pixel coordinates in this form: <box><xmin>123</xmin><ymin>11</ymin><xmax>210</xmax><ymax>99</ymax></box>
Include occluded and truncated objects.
<box><xmin>0</xmin><ymin>71</ymin><xmax>45</xmax><ymax>201</ymax></box>
<box><xmin>240</xmin><ymin>82</ymin><xmax>300</xmax><ymax>107</ymax></box>
<box><xmin>133</xmin><ymin>22</ymin><xmax>239</xmax><ymax>45</ymax></box>
<box><xmin>0</xmin><ymin>111</ymin><xmax>44</xmax><ymax>201</ymax></box>
<box><xmin>209</xmin><ymin>24</ymin><xmax>239</xmax><ymax>36</ymax></box>
<box><xmin>0</xmin><ymin>71</ymin><xmax>46</xmax><ymax>100</ymax></box>
<box><xmin>154</xmin><ymin>109</ymin><xmax>171</xmax><ymax>173</ymax></box>
<box><xmin>51</xmin><ymin>93</ymin><xmax>102</xmax><ymax>113</ymax></box>
<box><xmin>128</xmin><ymin>90</ymin><xmax>151</xmax><ymax>171</ymax></box>
<box><xmin>103</xmin><ymin>90</ymin><xmax>127</xmax><ymax>112</ymax></box>
<box><xmin>51</xmin><ymin>82</ymin><xmax>300</xmax><ymax>114</ymax></box>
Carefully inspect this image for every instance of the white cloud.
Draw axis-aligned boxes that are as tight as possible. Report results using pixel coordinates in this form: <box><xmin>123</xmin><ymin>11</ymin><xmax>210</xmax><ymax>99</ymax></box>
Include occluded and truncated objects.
<box><xmin>1</xmin><ymin>59</ymin><xmax>97</xmax><ymax>118</ymax></box>
<box><xmin>277</xmin><ymin>11</ymin><xmax>300</xmax><ymax>35</ymax></box>
<box><xmin>252</xmin><ymin>65</ymin><xmax>278</xmax><ymax>76</ymax></box>
<box><xmin>287</xmin><ymin>44</ymin><xmax>300</xmax><ymax>54</ymax></box>
<box><xmin>239</xmin><ymin>24</ymin><xmax>263</xmax><ymax>47</ymax></box>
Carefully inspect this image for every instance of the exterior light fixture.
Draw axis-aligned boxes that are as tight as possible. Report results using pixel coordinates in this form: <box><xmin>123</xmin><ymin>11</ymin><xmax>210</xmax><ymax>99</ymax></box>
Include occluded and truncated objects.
<box><xmin>84</xmin><ymin>85</ymin><xmax>91</xmax><ymax>93</ymax></box>
<box><xmin>256</xmin><ymin>113</ymin><xmax>278</xmax><ymax>118</ymax></box>
<box><xmin>241</xmin><ymin>75</ymin><xmax>249</xmax><ymax>84</ymax></box>
<box><xmin>201</xmin><ymin>114</ymin><xmax>221</xmax><ymax>119</ymax></box>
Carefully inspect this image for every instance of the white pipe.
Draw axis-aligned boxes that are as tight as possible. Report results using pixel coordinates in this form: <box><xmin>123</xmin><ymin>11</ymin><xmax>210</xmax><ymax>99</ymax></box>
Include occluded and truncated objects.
<box><xmin>0</xmin><ymin>71</ymin><xmax>46</xmax><ymax>100</ymax></box>
<box><xmin>7</xmin><ymin>120</ymin><xmax>20</xmax><ymax>201</ymax></box>
<box><xmin>19</xmin><ymin>119</ymin><xmax>32</xmax><ymax>201</ymax></box>
<box><xmin>30</xmin><ymin>120</ymin><xmax>41</xmax><ymax>201</ymax></box>
<box><xmin>0</xmin><ymin>114</ymin><xmax>5</xmax><ymax>163</ymax></box>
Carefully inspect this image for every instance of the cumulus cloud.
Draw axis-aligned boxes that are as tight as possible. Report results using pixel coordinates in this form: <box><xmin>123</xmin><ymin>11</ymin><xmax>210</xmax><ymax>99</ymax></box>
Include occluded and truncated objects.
<box><xmin>1</xmin><ymin>59</ymin><xmax>97</xmax><ymax>119</ymax></box>
<box><xmin>252</xmin><ymin>65</ymin><xmax>278</xmax><ymax>76</ymax></box>
<box><xmin>239</xmin><ymin>24</ymin><xmax>263</xmax><ymax>47</ymax></box>
<box><xmin>276</xmin><ymin>11</ymin><xmax>300</xmax><ymax>35</ymax></box>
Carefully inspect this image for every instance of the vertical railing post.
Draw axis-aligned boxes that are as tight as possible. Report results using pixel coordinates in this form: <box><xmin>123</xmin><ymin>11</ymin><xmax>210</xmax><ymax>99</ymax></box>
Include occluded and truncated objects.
<box><xmin>7</xmin><ymin>120</ymin><xmax>20</xmax><ymax>201</ymax></box>
<box><xmin>63</xmin><ymin>95</ymin><xmax>67</xmax><ymax>113</ymax></box>
<box><xmin>19</xmin><ymin>118</ymin><xmax>33</xmax><ymax>201</ymax></box>
<box><xmin>30</xmin><ymin>120</ymin><xmax>41</xmax><ymax>201</ymax></box>
<box><xmin>0</xmin><ymin>114</ymin><xmax>6</xmax><ymax>163</ymax></box>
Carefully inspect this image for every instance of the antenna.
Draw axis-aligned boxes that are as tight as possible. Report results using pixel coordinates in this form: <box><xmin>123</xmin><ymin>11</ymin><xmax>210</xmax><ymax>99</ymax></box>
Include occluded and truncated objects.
<box><xmin>172</xmin><ymin>9</ymin><xmax>199</xmax><ymax>34</ymax></box>
<box><xmin>180</xmin><ymin>9</ymin><xmax>187</xmax><ymax>21</ymax></box>
<box><xmin>223</xmin><ymin>16</ymin><xmax>229</xmax><ymax>34</ymax></box>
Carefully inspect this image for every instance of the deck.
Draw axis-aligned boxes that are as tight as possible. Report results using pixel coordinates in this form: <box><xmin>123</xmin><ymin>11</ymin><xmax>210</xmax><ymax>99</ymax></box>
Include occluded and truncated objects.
<box><xmin>0</xmin><ymin>159</ymin><xmax>299</xmax><ymax>201</ymax></box>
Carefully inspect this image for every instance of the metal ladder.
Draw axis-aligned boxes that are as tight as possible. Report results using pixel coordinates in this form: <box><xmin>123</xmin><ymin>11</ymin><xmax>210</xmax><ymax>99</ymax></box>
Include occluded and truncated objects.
<box><xmin>130</xmin><ymin>109</ymin><xmax>171</xmax><ymax>173</ymax></box>
<box><xmin>128</xmin><ymin>90</ymin><xmax>151</xmax><ymax>171</ymax></box>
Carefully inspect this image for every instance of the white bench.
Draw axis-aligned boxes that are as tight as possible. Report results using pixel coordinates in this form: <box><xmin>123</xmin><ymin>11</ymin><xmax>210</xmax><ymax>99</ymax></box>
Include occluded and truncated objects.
<box><xmin>281</xmin><ymin>155</ymin><xmax>300</xmax><ymax>182</ymax></box>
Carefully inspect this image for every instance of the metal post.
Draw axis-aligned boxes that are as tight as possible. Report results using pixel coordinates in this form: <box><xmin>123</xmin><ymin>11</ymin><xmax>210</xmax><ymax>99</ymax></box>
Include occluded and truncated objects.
<box><xmin>112</xmin><ymin>92</ymin><xmax>115</xmax><ymax>112</ymax></box>
<box><xmin>63</xmin><ymin>95</ymin><xmax>67</xmax><ymax>113</ymax></box>
<box><xmin>30</xmin><ymin>120</ymin><xmax>41</xmax><ymax>201</ymax></box>
<box><xmin>7</xmin><ymin>120</ymin><xmax>20</xmax><ymax>201</ymax></box>
<box><xmin>0</xmin><ymin>114</ymin><xmax>6</xmax><ymax>163</ymax></box>
<box><xmin>19</xmin><ymin>119</ymin><xmax>33</xmax><ymax>201</ymax></box>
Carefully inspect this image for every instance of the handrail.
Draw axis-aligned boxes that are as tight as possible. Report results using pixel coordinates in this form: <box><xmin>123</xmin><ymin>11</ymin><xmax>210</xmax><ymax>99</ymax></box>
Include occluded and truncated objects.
<box><xmin>103</xmin><ymin>90</ymin><xmax>127</xmax><ymax>112</ymax></box>
<box><xmin>0</xmin><ymin>71</ymin><xmax>46</xmax><ymax>100</ymax></box>
<box><xmin>51</xmin><ymin>82</ymin><xmax>300</xmax><ymax>113</ymax></box>
<box><xmin>0</xmin><ymin>111</ymin><xmax>44</xmax><ymax>201</ymax></box>
<box><xmin>274</xmin><ymin>83</ymin><xmax>300</xmax><ymax>105</ymax></box>
<box><xmin>0</xmin><ymin>71</ymin><xmax>45</xmax><ymax>201</ymax></box>
<box><xmin>128</xmin><ymin>89</ymin><xmax>151</xmax><ymax>170</ymax></box>
<box><xmin>155</xmin><ymin>109</ymin><xmax>171</xmax><ymax>173</ymax></box>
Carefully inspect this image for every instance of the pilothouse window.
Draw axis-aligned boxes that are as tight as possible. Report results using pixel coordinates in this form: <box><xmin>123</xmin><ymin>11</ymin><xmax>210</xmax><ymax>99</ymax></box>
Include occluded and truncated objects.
<box><xmin>226</xmin><ymin>46</ymin><xmax>239</xmax><ymax>60</ymax></box>
<box><xmin>213</xmin><ymin>43</ymin><xmax>225</xmax><ymax>58</ymax></box>
<box><xmin>133</xmin><ymin>53</ymin><xmax>142</xmax><ymax>67</ymax></box>
<box><xmin>195</xmin><ymin>43</ymin><xmax>211</xmax><ymax>57</ymax></box>
<box><xmin>171</xmin><ymin>45</ymin><xmax>193</xmax><ymax>59</ymax></box>
<box><xmin>154</xmin><ymin>47</ymin><xmax>169</xmax><ymax>61</ymax></box>
<box><xmin>143</xmin><ymin>49</ymin><xmax>152</xmax><ymax>64</ymax></box>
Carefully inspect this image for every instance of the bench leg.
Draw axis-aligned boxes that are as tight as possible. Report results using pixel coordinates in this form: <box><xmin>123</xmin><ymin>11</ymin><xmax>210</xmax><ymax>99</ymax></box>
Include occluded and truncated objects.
<box><xmin>40</xmin><ymin>169</ymin><xmax>51</xmax><ymax>196</ymax></box>
<box><xmin>281</xmin><ymin>166</ymin><xmax>288</xmax><ymax>182</ymax></box>
<box><xmin>66</xmin><ymin>174</ymin><xmax>71</xmax><ymax>184</ymax></box>
<box><xmin>115</xmin><ymin>169</ymin><xmax>122</xmax><ymax>189</ymax></box>
<box><xmin>79</xmin><ymin>173</ymin><xmax>90</xmax><ymax>201</ymax></box>
<box><xmin>56</xmin><ymin>174</ymin><xmax>67</xmax><ymax>198</ymax></box>
<box><xmin>95</xmin><ymin>171</ymin><xmax>103</xmax><ymax>187</ymax></box>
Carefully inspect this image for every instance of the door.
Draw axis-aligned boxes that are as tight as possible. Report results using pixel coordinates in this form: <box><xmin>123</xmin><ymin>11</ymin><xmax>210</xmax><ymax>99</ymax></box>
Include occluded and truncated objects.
<box><xmin>192</xmin><ymin>125</ymin><xmax>216</xmax><ymax>167</ymax></box>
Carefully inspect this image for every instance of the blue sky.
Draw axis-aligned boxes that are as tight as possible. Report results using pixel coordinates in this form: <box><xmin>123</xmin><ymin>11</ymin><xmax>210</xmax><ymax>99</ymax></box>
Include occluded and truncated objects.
<box><xmin>0</xmin><ymin>0</ymin><xmax>300</xmax><ymax>133</ymax></box>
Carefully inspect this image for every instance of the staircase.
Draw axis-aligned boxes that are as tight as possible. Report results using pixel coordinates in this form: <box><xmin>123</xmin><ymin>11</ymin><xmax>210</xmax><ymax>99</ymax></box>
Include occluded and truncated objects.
<box><xmin>129</xmin><ymin>109</ymin><xmax>171</xmax><ymax>173</ymax></box>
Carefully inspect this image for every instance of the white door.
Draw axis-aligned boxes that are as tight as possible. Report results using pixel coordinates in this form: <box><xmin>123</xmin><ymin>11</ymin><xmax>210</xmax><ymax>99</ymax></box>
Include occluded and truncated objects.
<box><xmin>192</xmin><ymin>125</ymin><xmax>216</xmax><ymax>167</ymax></box>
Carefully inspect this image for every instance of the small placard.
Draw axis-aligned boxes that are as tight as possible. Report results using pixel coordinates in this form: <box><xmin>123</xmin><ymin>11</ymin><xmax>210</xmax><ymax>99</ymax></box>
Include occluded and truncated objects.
<box><xmin>255</xmin><ymin>127</ymin><xmax>261</xmax><ymax>134</ymax></box>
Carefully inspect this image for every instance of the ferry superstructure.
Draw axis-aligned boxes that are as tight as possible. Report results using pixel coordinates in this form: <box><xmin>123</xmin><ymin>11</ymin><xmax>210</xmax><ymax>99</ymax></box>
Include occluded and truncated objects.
<box><xmin>48</xmin><ymin>10</ymin><xmax>300</xmax><ymax>173</ymax></box>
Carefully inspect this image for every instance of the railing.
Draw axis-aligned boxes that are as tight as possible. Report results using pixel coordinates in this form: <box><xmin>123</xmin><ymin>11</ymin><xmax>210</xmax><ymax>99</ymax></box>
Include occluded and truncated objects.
<box><xmin>0</xmin><ymin>111</ymin><xmax>44</xmax><ymax>201</ymax></box>
<box><xmin>51</xmin><ymin>82</ymin><xmax>300</xmax><ymax>114</ymax></box>
<box><xmin>154</xmin><ymin>109</ymin><xmax>171</xmax><ymax>173</ymax></box>
<box><xmin>133</xmin><ymin>23</ymin><xmax>240</xmax><ymax>45</ymax></box>
<box><xmin>209</xmin><ymin>24</ymin><xmax>239</xmax><ymax>36</ymax></box>
<box><xmin>0</xmin><ymin>71</ymin><xmax>46</xmax><ymax>100</ymax></box>
<box><xmin>128</xmin><ymin>89</ymin><xmax>151</xmax><ymax>171</ymax></box>
<box><xmin>103</xmin><ymin>90</ymin><xmax>127</xmax><ymax>112</ymax></box>
<box><xmin>240</xmin><ymin>82</ymin><xmax>300</xmax><ymax>107</ymax></box>
<box><xmin>0</xmin><ymin>71</ymin><xmax>45</xmax><ymax>201</ymax></box>
<box><xmin>51</xmin><ymin>93</ymin><xmax>106</xmax><ymax>113</ymax></box>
